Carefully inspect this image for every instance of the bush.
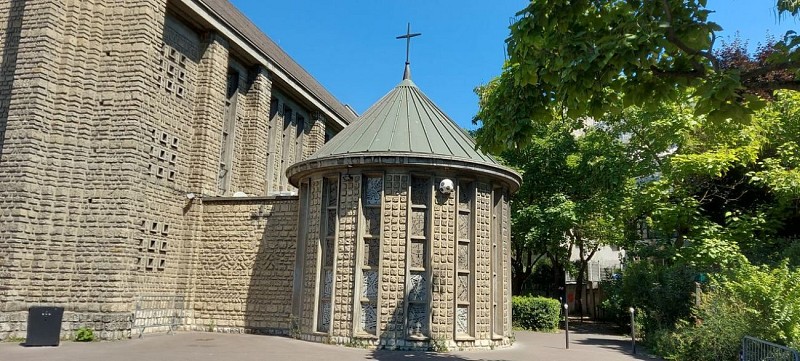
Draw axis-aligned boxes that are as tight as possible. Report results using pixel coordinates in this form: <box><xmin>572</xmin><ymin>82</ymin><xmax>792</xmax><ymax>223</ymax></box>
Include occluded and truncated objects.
<box><xmin>648</xmin><ymin>261</ymin><xmax>800</xmax><ymax>360</ymax></box>
<box><xmin>75</xmin><ymin>327</ymin><xmax>94</xmax><ymax>342</ymax></box>
<box><xmin>652</xmin><ymin>292</ymin><xmax>750</xmax><ymax>361</ymax></box>
<box><xmin>512</xmin><ymin>296</ymin><xmax>561</xmax><ymax>331</ymax></box>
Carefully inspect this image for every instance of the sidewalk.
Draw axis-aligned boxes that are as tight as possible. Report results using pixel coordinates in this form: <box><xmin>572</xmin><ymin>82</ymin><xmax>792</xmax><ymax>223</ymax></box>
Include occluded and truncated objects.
<box><xmin>0</xmin><ymin>325</ymin><xmax>662</xmax><ymax>361</ymax></box>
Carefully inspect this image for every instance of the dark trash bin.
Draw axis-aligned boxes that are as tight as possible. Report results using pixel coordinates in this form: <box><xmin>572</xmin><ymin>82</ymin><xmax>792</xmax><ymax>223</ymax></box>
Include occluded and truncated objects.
<box><xmin>25</xmin><ymin>306</ymin><xmax>64</xmax><ymax>346</ymax></box>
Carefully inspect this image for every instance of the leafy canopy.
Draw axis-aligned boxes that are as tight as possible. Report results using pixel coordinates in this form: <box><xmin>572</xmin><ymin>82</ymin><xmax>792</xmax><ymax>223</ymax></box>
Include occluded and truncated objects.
<box><xmin>475</xmin><ymin>0</ymin><xmax>800</xmax><ymax>153</ymax></box>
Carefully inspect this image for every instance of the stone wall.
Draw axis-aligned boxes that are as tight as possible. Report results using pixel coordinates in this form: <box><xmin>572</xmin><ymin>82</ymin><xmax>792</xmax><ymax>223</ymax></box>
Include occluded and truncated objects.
<box><xmin>192</xmin><ymin>197</ymin><xmax>298</xmax><ymax>334</ymax></box>
<box><xmin>0</xmin><ymin>0</ymin><xmax>142</xmax><ymax>340</ymax></box>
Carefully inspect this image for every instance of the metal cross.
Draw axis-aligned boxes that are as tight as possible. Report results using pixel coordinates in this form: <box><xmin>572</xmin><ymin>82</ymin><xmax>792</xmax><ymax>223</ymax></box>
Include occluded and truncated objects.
<box><xmin>396</xmin><ymin>23</ymin><xmax>422</xmax><ymax>65</ymax></box>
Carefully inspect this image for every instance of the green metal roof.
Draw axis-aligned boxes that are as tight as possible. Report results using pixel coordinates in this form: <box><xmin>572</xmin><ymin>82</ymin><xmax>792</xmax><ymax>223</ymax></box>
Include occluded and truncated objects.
<box><xmin>287</xmin><ymin>74</ymin><xmax>522</xmax><ymax>191</ymax></box>
<box><xmin>307</xmin><ymin>78</ymin><xmax>499</xmax><ymax>164</ymax></box>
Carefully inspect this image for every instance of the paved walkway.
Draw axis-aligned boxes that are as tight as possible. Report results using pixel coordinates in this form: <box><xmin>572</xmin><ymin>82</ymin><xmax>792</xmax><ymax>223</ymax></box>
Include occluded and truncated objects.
<box><xmin>1</xmin><ymin>325</ymin><xmax>662</xmax><ymax>361</ymax></box>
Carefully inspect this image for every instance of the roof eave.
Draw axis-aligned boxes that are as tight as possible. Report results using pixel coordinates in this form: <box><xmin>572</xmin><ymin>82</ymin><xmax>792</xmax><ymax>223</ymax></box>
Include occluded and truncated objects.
<box><xmin>287</xmin><ymin>152</ymin><xmax>522</xmax><ymax>193</ymax></box>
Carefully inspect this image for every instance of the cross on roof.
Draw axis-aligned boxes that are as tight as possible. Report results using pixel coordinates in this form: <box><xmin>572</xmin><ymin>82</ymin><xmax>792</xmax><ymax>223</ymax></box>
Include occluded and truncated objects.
<box><xmin>396</xmin><ymin>23</ymin><xmax>421</xmax><ymax>80</ymax></box>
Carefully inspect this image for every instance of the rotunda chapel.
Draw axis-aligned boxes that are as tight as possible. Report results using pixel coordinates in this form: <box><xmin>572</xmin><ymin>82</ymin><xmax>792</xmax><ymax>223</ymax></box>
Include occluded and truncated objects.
<box><xmin>286</xmin><ymin>66</ymin><xmax>521</xmax><ymax>350</ymax></box>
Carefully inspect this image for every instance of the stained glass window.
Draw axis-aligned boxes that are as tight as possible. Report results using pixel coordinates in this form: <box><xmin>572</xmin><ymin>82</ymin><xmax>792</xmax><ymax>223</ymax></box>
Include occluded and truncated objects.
<box><xmin>364</xmin><ymin>207</ymin><xmax>381</xmax><ymax>237</ymax></box>
<box><xmin>360</xmin><ymin>175</ymin><xmax>382</xmax><ymax>335</ymax></box>
<box><xmin>407</xmin><ymin>176</ymin><xmax>431</xmax><ymax>337</ymax></box>
<box><xmin>408</xmin><ymin>272</ymin><xmax>427</xmax><ymax>302</ymax></box>
<box><xmin>410</xmin><ymin>240</ymin><xmax>425</xmax><ymax>269</ymax></box>
<box><xmin>364</xmin><ymin>177</ymin><xmax>382</xmax><ymax>206</ymax></box>
<box><xmin>362</xmin><ymin>270</ymin><xmax>378</xmax><ymax>300</ymax></box>
<box><xmin>410</xmin><ymin>177</ymin><xmax>429</xmax><ymax>206</ymax></box>
<box><xmin>407</xmin><ymin>303</ymin><xmax>429</xmax><ymax>336</ymax></box>
<box><xmin>361</xmin><ymin>303</ymin><xmax>377</xmax><ymax>333</ymax></box>
<box><xmin>456</xmin><ymin>306</ymin><xmax>469</xmax><ymax>335</ymax></box>
<box><xmin>411</xmin><ymin>209</ymin><xmax>426</xmax><ymax>237</ymax></box>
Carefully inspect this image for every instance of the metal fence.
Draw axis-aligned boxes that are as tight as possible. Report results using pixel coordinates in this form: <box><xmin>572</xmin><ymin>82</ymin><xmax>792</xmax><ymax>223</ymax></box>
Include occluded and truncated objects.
<box><xmin>742</xmin><ymin>336</ymin><xmax>800</xmax><ymax>361</ymax></box>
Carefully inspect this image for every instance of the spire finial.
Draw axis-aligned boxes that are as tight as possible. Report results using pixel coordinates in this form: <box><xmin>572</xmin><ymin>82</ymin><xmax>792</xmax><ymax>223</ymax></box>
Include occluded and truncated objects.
<box><xmin>396</xmin><ymin>23</ymin><xmax>421</xmax><ymax>80</ymax></box>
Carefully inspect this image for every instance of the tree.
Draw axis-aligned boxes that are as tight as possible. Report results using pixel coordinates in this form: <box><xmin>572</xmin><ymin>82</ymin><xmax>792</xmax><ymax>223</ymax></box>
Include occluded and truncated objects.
<box><xmin>490</xmin><ymin>118</ymin><xmax>633</xmax><ymax>308</ymax></box>
<box><xmin>475</xmin><ymin>0</ymin><xmax>800</xmax><ymax>153</ymax></box>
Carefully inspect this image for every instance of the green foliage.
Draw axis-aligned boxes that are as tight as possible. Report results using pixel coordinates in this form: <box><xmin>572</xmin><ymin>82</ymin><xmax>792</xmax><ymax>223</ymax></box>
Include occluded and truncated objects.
<box><xmin>649</xmin><ymin>262</ymin><xmax>800</xmax><ymax>360</ymax></box>
<box><xmin>474</xmin><ymin>0</ymin><xmax>800</xmax><ymax>153</ymax></box>
<box><xmin>512</xmin><ymin>296</ymin><xmax>561</xmax><ymax>331</ymax></box>
<box><xmin>651</xmin><ymin>293</ymin><xmax>750</xmax><ymax>361</ymax></box>
<box><xmin>602</xmin><ymin>261</ymin><xmax>697</xmax><ymax>334</ymax></box>
<box><xmin>75</xmin><ymin>327</ymin><xmax>94</xmax><ymax>342</ymax></box>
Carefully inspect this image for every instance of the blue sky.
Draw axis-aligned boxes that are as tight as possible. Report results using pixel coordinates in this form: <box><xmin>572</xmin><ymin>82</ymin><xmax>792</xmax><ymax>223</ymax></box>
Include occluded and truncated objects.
<box><xmin>230</xmin><ymin>0</ymin><xmax>798</xmax><ymax>130</ymax></box>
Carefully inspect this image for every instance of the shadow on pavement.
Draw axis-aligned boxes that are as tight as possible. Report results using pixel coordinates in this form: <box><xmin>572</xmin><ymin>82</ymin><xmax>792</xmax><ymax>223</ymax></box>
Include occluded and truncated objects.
<box><xmin>368</xmin><ymin>349</ymin><xmax>512</xmax><ymax>361</ymax></box>
<box><xmin>574</xmin><ymin>336</ymin><xmax>661</xmax><ymax>360</ymax></box>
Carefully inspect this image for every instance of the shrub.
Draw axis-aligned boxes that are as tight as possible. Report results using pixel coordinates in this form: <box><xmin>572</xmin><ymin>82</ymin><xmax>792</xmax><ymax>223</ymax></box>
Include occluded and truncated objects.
<box><xmin>653</xmin><ymin>292</ymin><xmax>751</xmax><ymax>361</ymax></box>
<box><xmin>512</xmin><ymin>296</ymin><xmax>561</xmax><ymax>331</ymax></box>
<box><xmin>75</xmin><ymin>327</ymin><xmax>94</xmax><ymax>342</ymax></box>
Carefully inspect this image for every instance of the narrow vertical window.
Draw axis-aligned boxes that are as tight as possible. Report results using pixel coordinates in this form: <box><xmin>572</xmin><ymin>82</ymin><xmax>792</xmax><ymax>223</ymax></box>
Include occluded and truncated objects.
<box><xmin>280</xmin><ymin>105</ymin><xmax>293</xmax><ymax>189</ymax></box>
<box><xmin>295</xmin><ymin>115</ymin><xmax>305</xmax><ymax>161</ymax></box>
<box><xmin>317</xmin><ymin>178</ymin><xmax>338</xmax><ymax>333</ymax></box>
<box><xmin>491</xmin><ymin>188</ymin><xmax>504</xmax><ymax>336</ymax></box>
<box><xmin>456</xmin><ymin>181</ymin><xmax>474</xmax><ymax>336</ymax></box>
<box><xmin>218</xmin><ymin>69</ymin><xmax>238</xmax><ymax>194</ymax></box>
<box><xmin>359</xmin><ymin>176</ymin><xmax>382</xmax><ymax>334</ymax></box>
<box><xmin>407</xmin><ymin>176</ymin><xmax>431</xmax><ymax>337</ymax></box>
<box><xmin>266</xmin><ymin>97</ymin><xmax>279</xmax><ymax>192</ymax></box>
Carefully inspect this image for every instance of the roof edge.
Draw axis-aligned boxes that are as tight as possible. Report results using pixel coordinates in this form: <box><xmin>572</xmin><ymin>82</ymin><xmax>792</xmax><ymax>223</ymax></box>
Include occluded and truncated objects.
<box><xmin>287</xmin><ymin>152</ymin><xmax>521</xmax><ymax>192</ymax></box>
<box><xmin>185</xmin><ymin>0</ymin><xmax>355</xmax><ymax>127</ymax></box>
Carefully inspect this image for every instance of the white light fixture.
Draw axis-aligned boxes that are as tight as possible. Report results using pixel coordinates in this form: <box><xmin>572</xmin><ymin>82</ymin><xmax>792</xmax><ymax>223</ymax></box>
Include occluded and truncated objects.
<box><xmin>186</xmin><ymin>192</ymin><xmax>196</xmax><ymax>200</ymax></box>
<box><xmin>438</xmin><ymin>179</ymin><xmax>454</xmax><ymax>195</ymax></box>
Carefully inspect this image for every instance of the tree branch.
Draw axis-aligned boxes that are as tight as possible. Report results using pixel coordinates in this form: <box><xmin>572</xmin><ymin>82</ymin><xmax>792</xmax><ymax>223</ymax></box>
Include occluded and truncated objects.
<box><xmin>740</xmin><ymin>60</ymin><xmax>800</xmax><ymax>81</ymax></box>
<box><xmin>659</xmin><ymin>0</ymin><xmax>720</xmax><ymax>72</ymax></box>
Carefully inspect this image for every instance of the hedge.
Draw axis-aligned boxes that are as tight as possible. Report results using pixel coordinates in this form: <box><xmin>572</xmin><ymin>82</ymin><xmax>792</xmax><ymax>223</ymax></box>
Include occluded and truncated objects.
<box><xmin>512</xmin><ymin>296</ymin><xmax>561</xmax><ymax>331</ymax></box>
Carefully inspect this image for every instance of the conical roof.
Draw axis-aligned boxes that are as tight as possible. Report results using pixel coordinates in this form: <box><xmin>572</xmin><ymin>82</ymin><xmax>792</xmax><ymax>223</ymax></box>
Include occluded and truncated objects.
<box><xmin>287</xmin><ymin>77</ymin><xmax>521</xmax><ymax>190</ymax></box>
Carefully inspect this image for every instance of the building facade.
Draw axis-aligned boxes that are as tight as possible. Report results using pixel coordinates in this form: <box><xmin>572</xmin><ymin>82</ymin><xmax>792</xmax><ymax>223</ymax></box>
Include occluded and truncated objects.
<box><xmin>0</xmin><ymin>0</ymin><xmax>520</xmax><ymax>351</ymax></box>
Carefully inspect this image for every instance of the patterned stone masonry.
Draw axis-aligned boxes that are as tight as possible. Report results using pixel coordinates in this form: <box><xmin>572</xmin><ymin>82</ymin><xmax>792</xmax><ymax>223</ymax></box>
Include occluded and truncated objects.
<box><xmin>133</xmin><ymin>12</ymin><xmax>202</xmax><ymax>326</ymax></box>
<box><xmin>188</xmin><ymin>32</ymin><xmax>229</xmax><ymax>197</ymax></box>
<box><xmin>0</xmin><ymin>0</ymin><xmax>152</xmax><ymax>340</ymax></box>
<box><xmin>239</xmin><ymin>67</ymin><xmax>272</xmax><ymax>195</ymax></box>
<box><xmin>381</xmin><ymin>174</ymin><xmax>408</xmax><ymax>345</ymax></box>
<box><xmin>305</xmin><ymin>113</ymin><xmax>326</xmax><ymax>159</ymax></box>
<box><xmin>474</xmin><ymin>183</ymin><xmax>493</xmax><ymax>340</ymax></box>
<box><xmin>193</xmin><ymin>198</ymin><xmax>298</xmax><ymax>334</ymax></box>
<box><xmin>430</xmin><ymin>178</ymin><xmax>456</xmax><ymax>338</ymax></box>
<box><xmin>301</xmin><ymin>178</ymin><xmax>323</xmax><ymax>332</ymax></box>
<box><xmin>502</xmin><ymin>190</ymin><xmax>512</xmax><ymax>336</ymax></box>
<box><xmin>333</xmin><ymin>174</ymin><xmax>360</xmax><ymax>337</ymax></box>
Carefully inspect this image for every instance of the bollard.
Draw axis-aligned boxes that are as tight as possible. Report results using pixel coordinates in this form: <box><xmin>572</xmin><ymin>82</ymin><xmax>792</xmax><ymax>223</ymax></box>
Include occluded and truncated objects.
<box><xmin>564</xmin><ymin>303</ymin><xmax>570</xmax><ymax>350</ymax></box>
<box><xmin>630</xmin><ymin>307</ymin><xmax>636</xmax><ymax>354</ymax></box>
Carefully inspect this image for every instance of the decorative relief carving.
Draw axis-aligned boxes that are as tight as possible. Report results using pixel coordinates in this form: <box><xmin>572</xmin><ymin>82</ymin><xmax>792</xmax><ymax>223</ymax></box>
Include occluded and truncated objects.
<box><xmin>457</xmin><ymin>274</ymin><xmax>469</xmax><ymax>302</ymax></box>
<box><xmin>361</xmin><ymin>303</ymin><xmax>377</xmax><ymax>333</ymax></box>
<box><xmin>364</xmin><ymin>177</ymin><xmax>383</xmax><ymax>205</ymax></box>
<box><xmin>408</xmin><ymin>272</ymin><xmax>427</xmax><ymax>302</ymax></box>
<box><xmin>459</xmin><ymin>183</ymin><xmax>472</xmax><ymax>208</ymax></box>
<box><xmin>410</xmin><ymin>240</ymin><xmax>425</xmax><ymax>269</ymax></box>
<box><xmin>411</xmin><ymin>177</ymin><xmax>429</xmax><ymax>206</ymax></box>
<box><xmin>322</xmin><ymin>269</ymin><xmax>333</xmax><ymax>298</ymax></box>
<box><xmin>319</xmin><ymin>302</ymin><xmax>331</xmax><ymax>332</ymax></box>
<box><xmin>458</xmin><ymin>212</ymin><xmax>470</xmax><ymax>240</ymax></box>
<box><xmin>458</xmin><ymin>242</ymin><xmax>470</xmax><ymax>270</ymax></box>
<box><xmin>326</xmin><ymin>210</ymin><xmax>336</xmax><ymax>237</ymax></box>
<box><xmin>363</xmin><ymin>239</ymin><xmax>379</xmax><ymax>267</ymax></box>
<box><xmin>407</xmin><ymin>303</ymin><xmax>429</xmax><ymax>335</ymax></box>
<box><xmin>456</xmin><ymin>306</ymin><xmax>469</xmax><ymax>334</ymax></box>
<box><xmin>362</xmin><ymin>270</ymin><xmax>378</xmax><ymax>300</ymax></box>
<box><xmin>327</xmin><ymin>181</ymin><xmax>338</xmax><ymax>207</ymax></box>
<box><xmin>411</xmin><ymin>209</ymin><xmax>426</xmax><ymax>237</ymax></box>
<box><xmin>364</xmin><ymin>207</ymin><xmax>381</xmax><ymax>236</ymax></box>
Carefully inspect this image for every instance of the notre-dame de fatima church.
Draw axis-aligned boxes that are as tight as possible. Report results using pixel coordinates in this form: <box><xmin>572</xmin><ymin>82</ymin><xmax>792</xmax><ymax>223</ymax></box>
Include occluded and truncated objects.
<box><xmin>0</xmin><ymin>0</ymin><xmax>520</xmax><ymax>350</ymax></box>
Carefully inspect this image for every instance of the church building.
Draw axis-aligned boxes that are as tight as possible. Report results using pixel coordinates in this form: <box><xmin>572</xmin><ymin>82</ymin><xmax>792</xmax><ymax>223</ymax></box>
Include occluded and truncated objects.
<box><xmin>0</xmin><ymin>0</ymin><xmax>519</xmax><ymax>350</ymax></box>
